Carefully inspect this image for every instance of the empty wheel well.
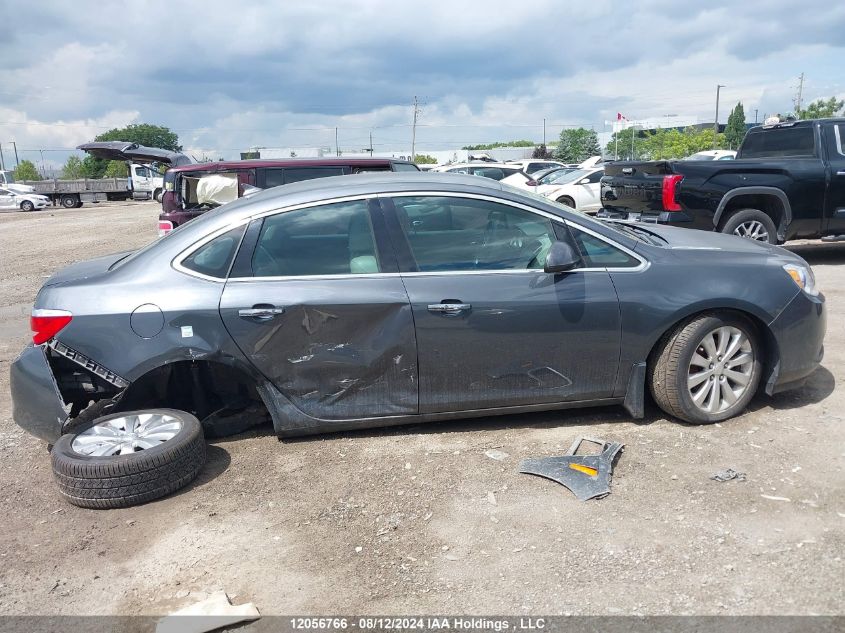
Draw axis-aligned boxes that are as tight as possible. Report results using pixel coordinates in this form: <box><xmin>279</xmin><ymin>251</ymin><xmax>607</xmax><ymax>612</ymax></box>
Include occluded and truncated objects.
<box><xmin>647</xmin><ymin>308</ymin><xmax>779</xmax><ymax>392</ymax></box>
<box><xmin>717</xmin><ymin>195</ymin><xmax>785</xmax><ymax>232</ymax></box>
<box><xmin>111</xmin><ymin>361</ymin><xmax>269</xmax><ymax>435</ymax></box>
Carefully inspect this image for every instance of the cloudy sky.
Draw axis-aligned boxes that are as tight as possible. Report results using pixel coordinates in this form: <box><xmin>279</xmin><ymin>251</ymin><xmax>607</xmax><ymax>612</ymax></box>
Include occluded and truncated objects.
<box><xmin>1</xmin><ymin>0</ymin><xmax>843</xmax><ymax>168</ymax></box>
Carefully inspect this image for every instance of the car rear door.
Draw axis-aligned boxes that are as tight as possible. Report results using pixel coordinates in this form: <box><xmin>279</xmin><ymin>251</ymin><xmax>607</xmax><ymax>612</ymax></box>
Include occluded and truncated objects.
<box><xmin>380</xmin><ymin>193</ymin><xmax>625</xmax><ymax>414</ymax></box>
<box><xmin>823</xmin><ymin>123</ymin><xmax>845</xmax><ymax>234</ymax></box>
<box><xmin>0</xmin><ymin>189</ymin><xmax>14</xmax><ymax>209</ymax></box>
<box><xmin>218</xmin><ymin>197</ymin><xmax>418</xmax><ymax>420</ymax></box>
<box><xmin>576</xmin><ymin>170</ymin><xmax>604</xmax><ymax>212</ymax></box>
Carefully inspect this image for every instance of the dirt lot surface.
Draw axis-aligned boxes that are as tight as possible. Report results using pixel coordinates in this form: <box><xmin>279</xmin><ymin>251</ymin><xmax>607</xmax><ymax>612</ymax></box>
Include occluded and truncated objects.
<box><xmin>0</xmin><ymin>202</ymin><xmax>842</xmax><ymax>617</ymax></box>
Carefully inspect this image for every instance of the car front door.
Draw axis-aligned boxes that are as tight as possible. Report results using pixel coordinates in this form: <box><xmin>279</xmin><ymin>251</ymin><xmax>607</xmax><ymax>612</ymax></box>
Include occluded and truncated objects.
<box><xmin>0</xmin><ymin>189</ymin><xmax>14</xmax><ymax>209</ymax></box>
<box><xmin>575</xmin><ymin>170</ymin><xmax>604</xmax><ymax>212</ymax></box>
<box><xmin>824</xmin><ymin>123</ymin><xmax>845</xmax><ymax>234</ymax></box>
<box><xmin>219</xmin><ymin>198</ymin><xmax>418</xmax><ymax>420</ymax></box>
<box><xmin>380</xmin><ymin>193</ymin><xmax>624</xmax><ymax>414</ymax></box>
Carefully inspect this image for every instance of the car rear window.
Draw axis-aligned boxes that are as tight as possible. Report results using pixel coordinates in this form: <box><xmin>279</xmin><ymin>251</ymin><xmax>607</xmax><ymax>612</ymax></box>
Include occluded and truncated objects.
<box><xmin>181</xmin><ymin>226</ymin><xmax>246</xmax><ymax>279</ymax></box>
<box><xmin>391</xmin><ymin>162</ymin><xmax>421</xmax><ymax>172</ymax></box>
<box><xmin>740</xmin><ymin>126</ymin><xmax>816</xmax><ymax>158</ymax></box>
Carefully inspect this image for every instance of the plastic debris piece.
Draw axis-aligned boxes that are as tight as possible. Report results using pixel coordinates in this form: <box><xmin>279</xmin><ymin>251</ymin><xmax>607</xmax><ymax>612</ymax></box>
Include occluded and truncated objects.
<box><xmin>710</xmin><ymin>468</ymin><xmax>747</xmax><ymax>482</ymax></box>
<box><xmin>519</xmin><ymin>437</ymin><xmax>623</xmax><ymax>501</ymax></box>
<box><xmin>156</xmin><ymin>590</ymin><xmax>260</xmax><ymax>633</ymax></box>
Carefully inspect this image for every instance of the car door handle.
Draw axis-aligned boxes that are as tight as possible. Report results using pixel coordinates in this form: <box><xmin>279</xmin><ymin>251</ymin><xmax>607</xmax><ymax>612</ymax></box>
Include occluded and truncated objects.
<box><xmin>427</xmin><ymin>302</ymin><xmax>472</xmax><ymax>315</ymax></box>
<box><xmin>238</xmin><ymin>306</ymin><xmax>285</xmax><ymax>320</ymax></box>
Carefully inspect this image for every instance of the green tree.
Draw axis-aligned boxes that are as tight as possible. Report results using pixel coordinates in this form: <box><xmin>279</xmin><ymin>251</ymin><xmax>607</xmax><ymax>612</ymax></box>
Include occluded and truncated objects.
<box><xmin>724</xmin><ymin>102</ymin><xmax>747</xmax><ymax>149</ymax></box>
<box><xmin>797</xmin><ymin>96</ymin><xmax>845</xmax><ymax>120</ymax></box>
<box><xmin>414</xmin><ymin>154</ymin><xmax>438</xmax><ymax>164</ymax></box>
<box><xmin>81</xmin><ymin>123</ymin><xmax>181</xmax><ymax>178</ymax></box>
<box><xmin>556</xmin><ymin>128</ymin><xmax>600</xmax><ymax>163</ymax></box>
<box><xmin>13</xmin><ymin>159</ymin><xmax>41</xmax><ymax>181</ymax></box>
<box><xmin>532</xmin><ymin>144</ymin><xmax>554</xmax><ymax>159</ymax></box>
<box><xmin>61</xmin><ymin>155</ymin><xmax>86</xmax><ymax>179</ymax></box>
<box><xmin>607</xmin><ymin>126</ymin><xmax>727</xmax><ymax>161</ymax></box>
<box><xmin>605</xmin><ymin>127</ymin><xmax>645</xmax><ymax>160</ymax></box>
<box><xmin>461</xmin><ymin>140</ymin><xmax>535</xmax><ymax>150</ymax></box>
<box><xmin>103</xmin><ymin>160</ymin><xmax>128</xmax><ymax>178</ymax></box>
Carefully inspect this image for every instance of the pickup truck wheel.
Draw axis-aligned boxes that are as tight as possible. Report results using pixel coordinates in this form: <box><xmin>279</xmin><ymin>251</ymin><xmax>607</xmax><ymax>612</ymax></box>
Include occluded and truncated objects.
<box><xmin>721</xmin><ymin>209</ymin><xmax>777</xmax><ymax>244</ymax></box>
<box><xmin>60</xmin><ymin>195</ymin><xmax>77</xmax><ymax>209</ymax></box>
<box><xmin>556</xmin><ymin>196</ymin><xmax>575</xmax><ymax>208</ymax></box>
<box><xmin>20</xmin><ymin>200</ymin><xmax>34</xmax><ymax>212</ymax></box>
<box><xmin>649</xmin><ymin>313</ymin><xmax>762</xmax><ymax>424</ymax></box>
<box><xmin>51</xmin><ymin>409</ymin><xmax>206</xmax><ymax>509</ymax></box>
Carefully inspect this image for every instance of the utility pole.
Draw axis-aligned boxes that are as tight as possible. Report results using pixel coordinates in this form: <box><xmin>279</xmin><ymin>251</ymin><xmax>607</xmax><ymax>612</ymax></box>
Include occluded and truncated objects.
<box><xmin>0</xmin><ymin>143</ymin><xmax>5</xmax><ymax>171</ymax></box>
<box><xmin>369</xmin><ymin>131</ymin><xmax>373</xmax><ymax>156</ymax></box>
<box><xmin>335</xmin><ymin>127</ymin><xmax>339</xmax><ymax>157</ymax></box>
<box><xmin>410</xmin><ymin>96</ymin><xmax>421</xmax><ymax>160</ymax></box>
<box><xmin>794</xmin><ymin>72</ymin><xmax>805</xmax><ymax>115</ymax></box>
<box><xmin>543</xmin><ymin>118</ymin><xmax>546</xmax><ymax>147</ymax></box>
<box><xmin>754</xmin><ymin>109</ymin><xmax>759</xmax><ymax>124</ymax></box>
<box><xmin>11</xmin><ymin>142</ymin><xmax>18</xmax><ymax>167</ymax></box>
<box><xmin>39</xmin><ymin>149</ymin><xmax>46</xmax><ymax>177</ymax></box>
<box><xmin>714</xmin><ymin>84</ymin><xmax>725</xmax><ymax>149</ymax></box>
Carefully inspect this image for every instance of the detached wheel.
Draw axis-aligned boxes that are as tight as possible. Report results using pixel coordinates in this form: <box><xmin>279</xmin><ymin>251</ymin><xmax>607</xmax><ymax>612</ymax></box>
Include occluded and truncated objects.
<box><xmin>51</xmin><ymin>409</ymin><xmax>206</xmax><ymax>509</ymax></box>
<box><xmin>649</xmin><ymin>313</ymin><xmax>762</xmax><ymax>424</ymax></box>
<box><xmin>20</xmin><ymin>200</ymin><xmax>34</xmax><ymax>212</ymax></box>
<box><xmin>721</xmin><ymin>209</ymin><xmax>777</xmax><ymax>244</ymax></box>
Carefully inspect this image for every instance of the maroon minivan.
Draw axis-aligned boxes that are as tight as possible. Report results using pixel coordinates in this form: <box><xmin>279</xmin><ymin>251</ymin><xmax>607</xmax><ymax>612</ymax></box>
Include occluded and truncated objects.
<box><xmin>159</xmin><ymin>157</ymin><xmax>419</xmax><ymax>235</ymax></box>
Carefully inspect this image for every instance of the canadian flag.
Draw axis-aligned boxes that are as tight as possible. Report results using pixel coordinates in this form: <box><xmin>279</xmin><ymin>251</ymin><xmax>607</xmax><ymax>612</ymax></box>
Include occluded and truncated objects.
<box><xmin>617</xmin><ymin>112</ymin><xmax>628</xmax><ymax>121</ymax></box>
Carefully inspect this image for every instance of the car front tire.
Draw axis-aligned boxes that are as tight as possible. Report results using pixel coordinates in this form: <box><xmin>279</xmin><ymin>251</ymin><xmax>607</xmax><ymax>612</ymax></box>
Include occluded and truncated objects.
<box><xmin>20</xmin><ymin>200</ymin><xmax>34</xmax><ymax>212</ymax></box>
<box><xmin>51</xmin><ymin>409</ymin><xmax>206</xmax><ymax>509</ymax></box>
<box><xmin>649</xmin><ymin>313</ymin><xmax>762</xmax><ymax>424</ymax></box>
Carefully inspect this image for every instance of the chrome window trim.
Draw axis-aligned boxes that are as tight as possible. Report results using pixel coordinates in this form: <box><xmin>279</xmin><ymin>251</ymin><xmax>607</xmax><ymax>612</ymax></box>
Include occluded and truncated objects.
<box><xmin>835</xmin><ymin>124</ymin><xmax>844</xmax><ymax>157</ymax></box>
<box><xmin>175</xmin><ymin>190</ymin><xmax>649</xmax><ymax>282</ymax></box>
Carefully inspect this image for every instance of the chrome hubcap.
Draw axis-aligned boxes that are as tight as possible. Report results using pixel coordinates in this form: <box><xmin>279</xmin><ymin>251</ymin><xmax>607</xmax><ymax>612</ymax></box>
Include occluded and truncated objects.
<box><xmin>733</xmin><ymin>220</ymin><xmax>769</xmax><ymax>241</ymax></box>
<box><xmin>71</xmin><ymin>413</ymin><xmax>182</xmax><ymax>457</ymax></box>
<box><xmin>688</xmin><ymin>326</ymin><xmax>754</xmax><ymax>414</ymax></box>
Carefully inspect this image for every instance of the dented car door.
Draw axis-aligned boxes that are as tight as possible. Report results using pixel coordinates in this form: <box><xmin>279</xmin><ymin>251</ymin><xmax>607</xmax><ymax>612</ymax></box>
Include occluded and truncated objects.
<box><xmin>381</xmin><ymin>194</ymin><xmax>623</xmax><ymax>414</ymax></box>
<box><xmin>219</xmin><ymin>198</ymin><xmax>418</xmax><ymax>420</ymax></box>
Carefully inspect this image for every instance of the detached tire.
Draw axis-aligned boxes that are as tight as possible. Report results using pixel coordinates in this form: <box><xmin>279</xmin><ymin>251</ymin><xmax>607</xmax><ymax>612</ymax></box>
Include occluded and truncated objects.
<box><xmin>721</xmin><ymin>208</ymin><xmax>777</xmax><ymax>244</ymax></box>
<box><xmin>51</xmin><ymin>409</ymin><xmax>206</xmax><ymax>509</ymax></box>
<box><xmin>649</xmin><ymin>313</ymin><xmax>762</xmax><ymax>424</ymax></box>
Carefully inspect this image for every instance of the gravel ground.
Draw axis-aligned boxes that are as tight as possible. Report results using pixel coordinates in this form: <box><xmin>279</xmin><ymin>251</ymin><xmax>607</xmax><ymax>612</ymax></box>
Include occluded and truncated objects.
<box><xmin>0</xmin><ymin>201</ymin><xmax>842</xmax><ymax>616</ymax></box>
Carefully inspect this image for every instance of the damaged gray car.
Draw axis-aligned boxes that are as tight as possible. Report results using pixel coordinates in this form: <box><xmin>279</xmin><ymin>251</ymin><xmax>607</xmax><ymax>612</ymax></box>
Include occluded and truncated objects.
<box><xmin>10</xmin><ymin>172</ymin><xmax>826</xmax><ymax>508</ymax></box>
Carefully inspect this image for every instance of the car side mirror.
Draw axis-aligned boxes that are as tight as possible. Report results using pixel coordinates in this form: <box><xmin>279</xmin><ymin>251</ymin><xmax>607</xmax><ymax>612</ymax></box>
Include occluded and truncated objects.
<box><xmin>544</xmin><ymin>240</ymin><xmax>581</xmax><ymax>274</ymax></box>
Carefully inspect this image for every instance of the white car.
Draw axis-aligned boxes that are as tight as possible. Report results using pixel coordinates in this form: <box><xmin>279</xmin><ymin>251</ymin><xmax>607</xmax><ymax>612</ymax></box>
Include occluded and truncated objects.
<box><xmin>538</xmin><ymin>168</ymin><xmax>605</xmax><ymax>213</ymax></box>
<box><xmin>0</xmin><ymin>188</ymin><xmax>51</xmax><ymax>212</ymax></box>
<box><xmin>500</xmin><ymin>166</ymin><xmax>575</xmax><ymax>191</ymax></box>
<box><xmin>683</xmin><ymin>150</ymin><xmax>737</xmax><ymax>161</ymax></box>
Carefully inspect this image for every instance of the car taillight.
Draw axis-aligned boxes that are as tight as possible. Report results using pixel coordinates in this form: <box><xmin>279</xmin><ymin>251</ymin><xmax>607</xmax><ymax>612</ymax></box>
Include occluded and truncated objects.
<box><xmin>158</xmin><ymin>220</ymin><xmax>173</xmax><ymax>237</ymax></box>
<box><xmin>662</xmin><ymin>175</ymin><xmax>683</xmax><ymax>212</ymax></box>
<box><xmin>31</xmin><ymin>309</ymin><xmax>72</xmax><ymax>345</ymax></box>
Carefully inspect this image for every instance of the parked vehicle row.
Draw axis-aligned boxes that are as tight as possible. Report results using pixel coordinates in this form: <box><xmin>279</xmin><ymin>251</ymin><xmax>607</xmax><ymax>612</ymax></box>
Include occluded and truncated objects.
<box><xmin>599</xmin><ymin>117</ymin><xmax>845</xmax><ymax>244</ymax></box>
<box><xmin>11</xmin><ymin>172</ymin><xmax>825</xmax><ymax>507</ymax></box>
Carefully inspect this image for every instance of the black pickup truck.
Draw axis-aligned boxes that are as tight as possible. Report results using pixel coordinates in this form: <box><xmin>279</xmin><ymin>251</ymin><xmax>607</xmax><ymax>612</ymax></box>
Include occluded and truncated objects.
<box><xmin>598</xmin><ymin>118</ymin><xmax>845</xmax><ymax>243</ymax></box>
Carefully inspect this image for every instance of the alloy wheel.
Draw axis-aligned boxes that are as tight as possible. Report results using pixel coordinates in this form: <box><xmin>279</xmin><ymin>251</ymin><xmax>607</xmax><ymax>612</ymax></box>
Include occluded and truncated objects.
<box><xmin>71</xmin><ymin>413</ymin><xmax>183</xmax><ymax>457</ymax></box>
<box><xmin>687</xmin><ymin>326</ymin><xmax>754</xmax><ymax>414</ymax></box>
<box><xmin>733</xmin><ymin>220</ymin><xmax>769</xmax><ymax>241</ymax></box>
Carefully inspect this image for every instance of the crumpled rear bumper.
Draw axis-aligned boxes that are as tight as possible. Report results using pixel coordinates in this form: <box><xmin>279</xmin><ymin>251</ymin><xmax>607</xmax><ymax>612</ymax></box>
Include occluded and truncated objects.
<box><xmin>10</xmin><ymin>345</ymin><xmax>68</xmax><ymax>443</ymax></box>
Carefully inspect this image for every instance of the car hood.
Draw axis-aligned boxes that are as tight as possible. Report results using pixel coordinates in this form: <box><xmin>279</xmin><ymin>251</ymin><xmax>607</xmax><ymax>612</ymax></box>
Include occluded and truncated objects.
<box><xmin>620</xmin><ymin>222</ymin><xmax>783</xmax><ymax>256</ymax></box>
<box><xmin>43</xmin><ymin>251</ymin><xmax>133</xmax><ymax>287</ymax></box>
<box><xmin>77</xmin><ymin>142</ymin><xmax>193</xmax><ymax>166</ymax></box>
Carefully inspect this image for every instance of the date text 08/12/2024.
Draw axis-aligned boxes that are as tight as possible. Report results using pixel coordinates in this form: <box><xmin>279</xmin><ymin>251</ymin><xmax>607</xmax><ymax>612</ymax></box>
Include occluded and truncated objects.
<box><xmin>289</xmin><ymin>618</ymin><xmax>547</xmax><ymax>631</ymax></box>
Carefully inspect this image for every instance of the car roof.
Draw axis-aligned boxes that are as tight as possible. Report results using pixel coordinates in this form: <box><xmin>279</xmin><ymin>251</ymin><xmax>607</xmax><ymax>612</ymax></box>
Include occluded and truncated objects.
<box><xmin>167</xmin><ymin>157</ymin><xmax>415</xmax><ymax>174</ymax></box>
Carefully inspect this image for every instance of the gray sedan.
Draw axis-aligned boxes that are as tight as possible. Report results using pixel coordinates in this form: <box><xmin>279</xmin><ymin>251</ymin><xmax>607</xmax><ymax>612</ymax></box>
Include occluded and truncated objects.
<box><xmin>10</xmin><ymin>173</ymin><xmax>826</xmax><ymax>507</ymax></box>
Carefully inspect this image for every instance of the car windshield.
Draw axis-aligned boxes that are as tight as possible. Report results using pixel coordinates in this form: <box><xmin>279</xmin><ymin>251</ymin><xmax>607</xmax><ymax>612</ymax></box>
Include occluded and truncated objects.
<box><xmin>547</xmin><ymin>168</ymin><xmax>591</xmax><ymax>184</ymax></box>
<box><xmin>537</xmin><ymin>168</ymin><xmax>574</xmax><ymax>183</ymax></box>
<box><xmin>4</xmin><ymin>173</ymin><xmax>15</xmax><ymax>184</ymax></box>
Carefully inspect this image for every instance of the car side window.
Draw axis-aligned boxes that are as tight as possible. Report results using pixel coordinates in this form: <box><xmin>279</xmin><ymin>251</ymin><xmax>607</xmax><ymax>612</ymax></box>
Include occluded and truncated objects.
<box><xmin>587</xmin><ymin>171</ymin><xmax>604</xmax><ymax>183</ymax></box>
<box><xmin>568</xmin><ymin>225</ymin><xmax>640</xmax><ymax>268</ymax></box>
<box><xmin>392</xmin><ymin>196</ymin><xmax>556</xmax><ymax>272</ymax></box>
<box><xmin>251</xmin><ymin>200</ymin><xmax>379</xmax><ymax>277</ymax></box>
<box><xmin>181</xmin><ymin>226</ymin><xmax>246</xmax><ymax>279</ymax></box>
